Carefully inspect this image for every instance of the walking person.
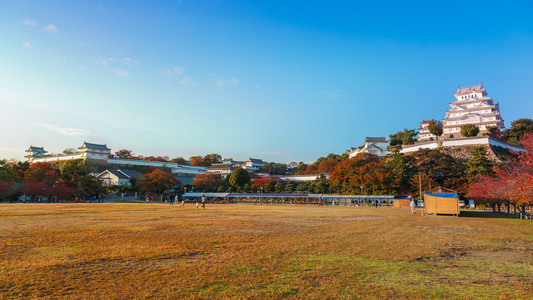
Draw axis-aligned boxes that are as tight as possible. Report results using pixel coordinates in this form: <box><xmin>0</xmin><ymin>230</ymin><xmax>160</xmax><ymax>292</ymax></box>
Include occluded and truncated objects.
<box><xmin>195</xmin><ymin>198</ymin><xmax>199</xmax><ymax>209</ymax></box>
<box><xmin>201</xmin><ymin>195</ymin><xmax>206</xmax><ymax>209</ymax></box>
<box><xmin>179</xmin><ymin>193</ymin><xmax>185</xmax><ymax>208</ymax></box>
<box><xmin>410</xmin><ymin>198</ymin><xmax>417</xmax><ymax>214</ymax></box>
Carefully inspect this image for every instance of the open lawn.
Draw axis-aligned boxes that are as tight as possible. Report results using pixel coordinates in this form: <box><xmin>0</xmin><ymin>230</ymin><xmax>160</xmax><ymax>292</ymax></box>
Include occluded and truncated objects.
<box><xmin>0</xmin><ymin>203</ymin><xmax>532</xmax><ymax>299</ymax></box>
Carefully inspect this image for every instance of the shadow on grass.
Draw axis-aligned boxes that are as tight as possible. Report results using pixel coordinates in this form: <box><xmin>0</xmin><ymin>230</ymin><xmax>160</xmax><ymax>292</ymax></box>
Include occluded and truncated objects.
<box><xmin>459</xmin><ymin>210</ymin><xmax>520</xmax><ymax>219</ymax></box>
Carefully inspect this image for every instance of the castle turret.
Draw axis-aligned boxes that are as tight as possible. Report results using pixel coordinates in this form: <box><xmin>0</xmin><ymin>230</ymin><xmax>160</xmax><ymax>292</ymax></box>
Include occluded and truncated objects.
<box><xmin>25</xmin><ymin>146</ymin><xmax>47</xmax><ymax>162</ymax></box>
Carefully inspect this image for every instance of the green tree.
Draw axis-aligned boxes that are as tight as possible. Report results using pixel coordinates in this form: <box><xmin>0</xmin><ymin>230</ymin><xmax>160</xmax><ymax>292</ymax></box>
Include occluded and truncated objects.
<box><xmin>284</xmin><ymin>181</ymin><xmax>295</xmax><ymax>193</ymax></box>
<box><xmin>314</xmin><ymin>174</ymin><xmax>329</xmax><ymax>193</ymax></box>
<box><xmin>460</xmin><ymin>124</ymin><xmax>480</xmax><ymax>137</ymax></box>
<box><xmin>295</xmin><ymin>162</ymin><xmax>308</xmax><ymax>174</ymax></box>
<box><xmin>387</xmin><ymin>153</ymin><xmax>412</xmax><ymax>194</ymax></box>
<box><xmin>0</xmin><ymin>159</ymin><xmax>14</xmax><ymax>182</ymax></box>
<box><xmin>114</xmin><ymin>149</ymin><xmax>134</xmax><ymax>159</ymax></box>
<box><xmin>170</xmin><ymin>157</ymin><xmax>188</xmax><ymax>164</ymax></box>
<box><xmin>12</xmin><ymin>161</ymin><xmax>29</xmax><ymax>182</ymax></box>
<box><xmin>203</xmin><ymin>153</ymin><xmax>222</xmax><ymax>166</ymax></box>
<box><xmin>263</xmin><ymin>180</ymin><xmax>276</xmax><ymax>193</ymax></box>
<box><xmin>77</xmin><ymin>175</ymin><xmax>104</xmax><ymax>198</ymax></box>
<box><xmin>60</xmin><ymin>159</ymin><xmax>90</xmax><ymax>181</ymax></box>
<box><xmin>465</xmin><ymin>146</ymin><xmax>494</xmax><ymax>182</ymax></box>
<box><xmin>260</xmin><ymin>162</ymin><xmax>289</xmax><ymax>175</ymax></box>
<box><xmin>274</xmin><ymin>181</ymin><xmax>285</xmax><ymax>193</ymax></box>
<box><xmin>428</xmin><ymin>119</ymin><xmax>443</xmax><ymax>139</ymax></box>
<box><xmin>502</xmin><ymin>118</ymin><xmax>533</xmax><ymax>145</ymax></box>
<box><xmin>296</xmin><ymin>182</ymin><xmax>308</xmax><ymax>192</ymax></box>
<box><xmin>389</xmin><ymin>129</ymin><xmax>418</xmax><ymax>146</ymax></box>
<box><xmin>484</xmin><ymin>125</ymin><xmax>501</xmax><ymax>139</ymax></box>
<box><xmin>62</xmin><ymin>148</ymin><xmax>78</xmax><ymax>155</ymax></box>
<box><xmin>407</xmin><ymin>148</ymin><xmax>467</xmax><ymax>191</ymax></box>
<box><xmin>228</xmin><ymin>168</ymin><xmax>251</xmax><ymax>187</ymax></box>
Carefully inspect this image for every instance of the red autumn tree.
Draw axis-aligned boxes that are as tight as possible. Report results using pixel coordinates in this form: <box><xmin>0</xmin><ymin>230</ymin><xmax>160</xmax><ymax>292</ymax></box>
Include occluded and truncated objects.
<box><xmin>317</xmin><ymin>159</ymin><xmax>339</xmax><ymax>174</ymax></box>
<box><xmin>21</xmin><ymin>181</ymin><xmax>49</xmax><ymax>197</ymax></box>
<box><xmin>137</xmin><ymin>169</ymin><xmax>181</xmax><ymax>194</ymax></box>
<box><xmin>469</xmin><ymin>133</ymin><xmax>533</xmax><ymax>212</ymax></box>
<box><xmin>190</xmin><ymin>156</ymin><xmax>206</xmax><ymax>166</ymax></box>
<box><xmin>45</xmin><ymin>183</ymin><xmax>73</xmax><ymax>200</ymax></box>
<box><xmin>192</xmin><ymin>173</ymin><xmax>228</xmax><ymax>191</ymax></box>
<box><xmin>24</xmin><ymin>163</ymin><xmax>58</xmax><ymax>184</ymax></box>
<box><xmin>252</xmin><ymin>177</ymin><xmax>279</xmax><ymax>188</ymax></box>
<box><xmin>0</xmin><ymin>181</ymin><xmax>15</xmax><ymax>200</ymax></box>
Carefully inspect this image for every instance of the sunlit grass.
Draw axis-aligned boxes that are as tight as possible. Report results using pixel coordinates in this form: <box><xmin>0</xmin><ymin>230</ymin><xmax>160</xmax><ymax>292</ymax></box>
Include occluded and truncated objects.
<box><xmin>0</xmin><ymin>203</ymin><xmax>531</xmax><ymax>298</ymax></box>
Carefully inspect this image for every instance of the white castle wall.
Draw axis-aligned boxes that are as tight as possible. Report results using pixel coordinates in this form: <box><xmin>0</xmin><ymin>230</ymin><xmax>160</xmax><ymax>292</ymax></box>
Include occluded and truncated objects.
<box><xmin>401</xmin><ymin>136</ymin><xmax>524</xmax><ymax>153</ymax></box>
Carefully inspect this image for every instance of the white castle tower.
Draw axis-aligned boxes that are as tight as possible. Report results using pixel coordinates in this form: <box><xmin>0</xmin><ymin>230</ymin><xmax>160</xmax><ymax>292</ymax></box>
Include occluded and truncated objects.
<box><xmin>442</xmin><ymin>83</ymin><xmax>504</xmax><ymax>138</ymax></box>
<box><xmin>419</xmin><ymin>83</ymin><xmax>504</xmax><ymax>141</ymax></box>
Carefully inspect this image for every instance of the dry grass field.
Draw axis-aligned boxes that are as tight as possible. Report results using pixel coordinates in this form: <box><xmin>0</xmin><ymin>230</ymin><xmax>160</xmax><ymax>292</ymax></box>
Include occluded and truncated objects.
<box><xmin>0</xmin><ymin>203</ymin><xmax>532</xmax><ymax>299</ymax></box>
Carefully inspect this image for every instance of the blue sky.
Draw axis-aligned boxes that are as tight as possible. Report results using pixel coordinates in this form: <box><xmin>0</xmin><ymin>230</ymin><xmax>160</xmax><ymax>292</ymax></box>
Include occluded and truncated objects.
<box><xmin>1</xmin><ymin>0</ymin><xmax>532</xmax><ymax>163</ymax></box>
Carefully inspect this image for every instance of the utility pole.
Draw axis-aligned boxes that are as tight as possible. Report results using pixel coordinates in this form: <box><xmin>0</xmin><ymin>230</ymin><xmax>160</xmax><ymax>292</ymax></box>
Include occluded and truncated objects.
<box><xmin>419</xmin><ymin>173</ymin><xmax>422</xmax><ymax>202</ymax></box>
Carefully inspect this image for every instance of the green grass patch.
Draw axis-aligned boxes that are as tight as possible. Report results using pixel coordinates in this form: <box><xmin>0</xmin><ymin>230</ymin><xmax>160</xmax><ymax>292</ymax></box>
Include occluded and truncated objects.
<box><xmin>32</xmin><ymin>246</ymin><xmax>81</xmax><ymax>257</ymax></box>
<box><xmin>280</xmin><ymin>254</ymin><xmax>522</xmax><ymax>298</ymax></box>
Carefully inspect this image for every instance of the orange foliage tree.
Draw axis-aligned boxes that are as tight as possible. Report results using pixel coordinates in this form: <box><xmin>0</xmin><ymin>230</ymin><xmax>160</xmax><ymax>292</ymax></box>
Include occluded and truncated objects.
<box><xmin>329</xmin><ymin>153</ymin><xmax>399</xmax><ymax>194</ymax></box>
<box><xmin>469</xmin><ymin>133</ymin><xmax>533</xmax><ymax>212</ymax></box>
<box><xmin>192</xmin><ymin>173</ymin><xmax>228</xmax><ymax>192</ymax></box>
<box><xmin>0</xmin><ymin>181</ymin><xmax>15</xmax><ymax>200</ymax></box>
<box><xmin>190</xmin><ymin>156</ymin><xmax>206</xmax><ymax>166</ymax></box>
<box><xmin>138</xmin><ymin>169</ymin><xmax>181</xmax><ymax>195</ymax></box>
<box><xmin>24</xmin><ymin>163</ymin><xmax>58</xmax><ymax>184</ymax></box>
<box><xmin>21</xmin><ymin>181</ymin><xmax>49</xmax><ymax>198</ymax></box>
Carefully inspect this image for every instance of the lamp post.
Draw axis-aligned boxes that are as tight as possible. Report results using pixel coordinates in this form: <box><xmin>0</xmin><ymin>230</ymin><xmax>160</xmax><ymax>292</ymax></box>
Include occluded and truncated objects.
<box><xmin>260</xmin><ymin>186</ymin><xmax>263</xmax><ymax>204</ymax></box>
<box><xmin>360</xmin><ymin>186</ymin><xmax>363</xmax><ymax>195</ymax></box>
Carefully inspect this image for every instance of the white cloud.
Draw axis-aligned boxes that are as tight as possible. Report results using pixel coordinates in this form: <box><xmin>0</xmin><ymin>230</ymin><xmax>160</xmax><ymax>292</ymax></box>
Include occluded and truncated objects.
<box><xmin>78</xmin><ymin>65</ymin><xmax>85</xmax><ymax>71</ymax></box>
<box><xmin>96</xmin><ymin>6</ymin><xmax>104</xmax><ymax>11</ymax></box>
<box><xmin>161</xmin><ymin>66</ymin><xmax>197</xmax><ymax>86</ymax></box>
<box><xmin>121</xmin><ymin>57</ymin><xmax>138</xmax><ymax>66</ymax></box>
<box><xmin>22</xmin><ymin>19</ymin><xmax>37</xmax><ymax>27</ymax></box>
<box><xmin>213</xmin><ymin>78</ymin><xmax>224</xmax><ymax>87</ymax></box>
<box><xmin>97</xmin><ymin>59</ymin><xmax>109</xmax><ymax>66</ymax></box>
<box><xmin>0</xmin><ymin>146</ymin><xmax>24</xmax><ymax>153</ymax></box>
<box><xmin>172</xmin><ymin>67</ymin><xmax>184</xmax><ymax>75</ymax></box>
<box><xmin>22</xmin><ymin>42</ymin><xmax>33</xmax><ymax>49</ymax></box>
<box><xmin>213</xmin><ymin>77</ymin><xmax>239</xmax><ymax>88</ymax></box>
<box><xmin>177</xmin><ymin>76</ymin><xmax>194</xmax><ymax>86</ymax></box>
<box><xmin>112</xmin><ymin>69</ymin><xmax>129</xmax><ymax>77</ymax></box>
<box><xmin>165</xmin><ymin>69</ymin><xmax>174</xmax><ymax>76</ymax></box>
<box><xmin>36</xmin><ymin>123</ymin><xmax>90</xmax><ymax>136</ymax></box>
<box><xmin>164</xmin><ymin>66</ymin><xmax>185</xmax><ymax>76</ymax></box>
<box><xmin>43</xmin><ymin>24</ymin><xmax>58</xmax><ymax>33</ymax></box>
<box><xmin>226</xmin><ymin>78</ymin><xmax>239</xmax><ymax>85</ymax></box>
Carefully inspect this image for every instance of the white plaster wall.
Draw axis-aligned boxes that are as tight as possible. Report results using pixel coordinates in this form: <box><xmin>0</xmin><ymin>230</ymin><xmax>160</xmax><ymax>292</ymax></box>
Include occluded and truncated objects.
<box><xmin>401</xmin><ymin>137</ymin><xmax>524</xmax><ymax>153</ymax></box>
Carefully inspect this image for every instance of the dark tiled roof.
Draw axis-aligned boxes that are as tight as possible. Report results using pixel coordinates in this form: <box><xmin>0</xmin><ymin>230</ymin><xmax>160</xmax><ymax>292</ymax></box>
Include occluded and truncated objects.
<box><xmin>103</xmin><ymin>169</ymin><xmax>129</xmax><ymax>179</ymax></box>
<box><xmin>248</xmin><ymin>158</ymin><xmax>264</xmax><ymax>164</ymax></box>
<box><xmin>79</xmin><ymin>142</ymin><xmax>110</xmax><ymax>151</ymax></box>
<box><xmin>365</xmin><ymin>137</ymin><xmax>387</xmax><ymax>143</ymax></box>
<box><xmin>26</xmin><ymin>146</ymin><xmax>47</xmax><ymax>152</ymax></box>
<box><xmin>207</xmin><ymin>163</ymin><xmax>235</xmax><ymax>170</ymax></box>
<box><xmin>118</xmin><ymin>169</ymin><xmax>143</xmax><ymax>179</ymax></box>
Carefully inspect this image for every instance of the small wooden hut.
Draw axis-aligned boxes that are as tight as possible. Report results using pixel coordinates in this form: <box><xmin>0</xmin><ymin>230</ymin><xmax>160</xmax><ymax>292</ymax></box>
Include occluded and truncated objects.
<box><xmin>393</xmin><ymin>198</ymin><xmax>411</xmax><ymax>208</ymax></box>
<box><xmin>423</xmin><ymin>187</ymin><xmax>460</xmax><ymax>216</ymax></box>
